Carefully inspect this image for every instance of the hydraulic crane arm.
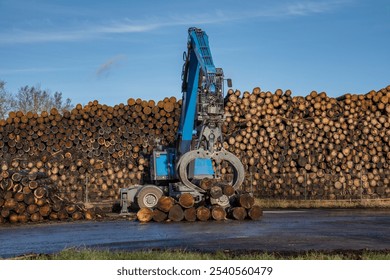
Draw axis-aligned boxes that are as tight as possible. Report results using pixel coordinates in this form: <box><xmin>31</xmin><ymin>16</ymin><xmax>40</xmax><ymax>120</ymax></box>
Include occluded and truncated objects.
<box><xmin>181</xmin><ymin>27</ymin><xmax>218</xmax><ymax>95</ymax></box>
<box><xmin>174</xmin><ymin>27</ymin><xmax>244</xmax><ymax>192</ymax></box>
<box><xmin>177</xmin><ymin>27</ymin><xmax>225</xmax><ymax>155</ymax></box>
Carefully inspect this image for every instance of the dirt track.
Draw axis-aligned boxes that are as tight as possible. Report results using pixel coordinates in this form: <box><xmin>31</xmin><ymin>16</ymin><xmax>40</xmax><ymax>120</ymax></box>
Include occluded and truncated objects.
<box><xmin>1</xmin><ymin>209</ymin><xmax>390</xmax><ymax>258</ymax></box>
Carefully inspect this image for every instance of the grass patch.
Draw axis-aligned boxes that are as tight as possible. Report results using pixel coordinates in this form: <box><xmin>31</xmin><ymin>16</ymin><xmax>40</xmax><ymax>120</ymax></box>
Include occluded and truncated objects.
<box><xmin>11</xmin><ymin>248</ymin><xmax>390</xmax><ymax>260</ymax></box>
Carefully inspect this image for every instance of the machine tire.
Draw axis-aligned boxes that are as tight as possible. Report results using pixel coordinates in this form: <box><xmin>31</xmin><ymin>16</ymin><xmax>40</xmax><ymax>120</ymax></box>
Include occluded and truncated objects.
<box><xmin>137</xmin><ymin>185</ymin><xmax>163</xmax><ymax>209</ymax></box>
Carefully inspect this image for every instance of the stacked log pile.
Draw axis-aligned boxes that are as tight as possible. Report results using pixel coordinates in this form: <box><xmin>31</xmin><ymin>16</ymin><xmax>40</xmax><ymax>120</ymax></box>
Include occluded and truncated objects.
<box><xmin>0</xmin><ymin>97</ymin><xmax>181</xmax><ymax>205</ymax></box>
<box><xmin>223</xmin><ymin>85</ymin><xmax>390</xmax><ymax>199</ymax></box>
<box><xmin>137</xmin><ymin>180</ymin><xmax>262</xmax><ymax>222</ymax></box>
<box><xmin>0</xmin><ymin>84</ymin><xmax>389</xmax><ymax>222</ymax></box>
<box><xmin>0</xmin><ymin>169</ymin><xmax>95</xmax><ymax>223</ymax></box>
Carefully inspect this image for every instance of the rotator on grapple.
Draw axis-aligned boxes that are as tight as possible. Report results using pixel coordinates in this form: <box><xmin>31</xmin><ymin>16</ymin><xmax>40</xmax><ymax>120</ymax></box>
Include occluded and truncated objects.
<box><xmin>120</xmin><ymin>27</ymin><xmax>245</xmax><ymax>213</ymax></box>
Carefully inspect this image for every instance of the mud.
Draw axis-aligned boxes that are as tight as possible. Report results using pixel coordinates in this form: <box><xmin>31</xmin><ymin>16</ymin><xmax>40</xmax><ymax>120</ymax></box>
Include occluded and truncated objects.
<box><xmin>1</xmin><ymin>209</ymin><xmax>390</xmax><ymax>258</ymax></box>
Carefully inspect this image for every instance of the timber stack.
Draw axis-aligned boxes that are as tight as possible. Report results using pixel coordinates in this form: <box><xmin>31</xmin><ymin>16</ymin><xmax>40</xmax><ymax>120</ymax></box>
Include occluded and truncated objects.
<box><xmin>137</xmin><ymin>179</ymin><xmax>262</xmax><ymax>222</ymax></box>
<box><xmin>0</xmin><ymin>97</ymin><xmax>181</xmax><ymax>205</ymax></box>
<box><xmin>0</xmin><ymin>169</ymin><xmax>95</xmax><ymax>223</ymax></box>
<box><xmin>0</xmin><ymin>85</ymin><xmax>390</xmax><ymax>224</ymax></box>
<box><xmin>223</xmin><ymin>85</ymin><xmax>390</xmax><ymax>199</ymax></box>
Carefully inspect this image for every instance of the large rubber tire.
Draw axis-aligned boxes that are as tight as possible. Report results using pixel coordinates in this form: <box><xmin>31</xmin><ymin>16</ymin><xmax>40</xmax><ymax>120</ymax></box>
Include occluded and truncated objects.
<box><xmin>137</xmin><ymin>186</ymin><xmax>163</xmax><ymax>209</ymax></box>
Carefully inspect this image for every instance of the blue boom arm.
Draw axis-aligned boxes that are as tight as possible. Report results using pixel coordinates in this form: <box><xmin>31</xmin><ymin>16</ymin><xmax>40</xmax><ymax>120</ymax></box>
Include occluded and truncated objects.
<box><xmin>177</xmin><ymin>27</ymin><xmax>222</xmax><ymax>155</ymax></box>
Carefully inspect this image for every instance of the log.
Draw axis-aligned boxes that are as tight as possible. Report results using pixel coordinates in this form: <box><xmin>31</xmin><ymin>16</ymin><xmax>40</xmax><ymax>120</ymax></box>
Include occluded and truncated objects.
<box><xmin>51</xmin><ymin>200</ymin><xmax>62</xmax><ymax>212</ymax></box>
<box><xmin>210</xmin><ymin>186</ymin><xmax>223</xmax><ymax>199</ymax></box>
<box><xmin>223</xmin><ymin>184</ymin><xmax>236</xmax><ymax>197</ymax></box>
<box><xmin>200</xmin><ymin>178</ymin><xmax>213</xmax><ymax>191</ymax></box>
<box><xmin>72</xmin><ymin>211</ymin><xmax>83</xmax><ymax>220</ymax></box>
<box><xmin>137</xmin><ymin>207</ymin><xmax>153</xmax><ymax>222</ymax></box>
<box><xmin>36</xmin><ymin>198</ymin><xmax>46</xmax><ymax>207</ymax></box>
<box><xmin>1</xmin><ymin>179</ymin><xmax>13</xmax><ymax>191</ymax></box>
<box><xmin>211</xmin><ymin>205</ymin><xmax>226</xmax><ymax>221</ymax></box>
<box><xmin>24</xmin><ymin>193</ymin><xmax>35</xmax><ymax>205</ymax></box>
<box><xmin>152</xmin><ymin>209</ymin><xmax>167</xmax><ymax>222</ymax></box>
<box><xmin>28</xmin><ymin>181</ymin><xmax>38</xmax><ymax>190</ymax></box>
<box><xmin>231</xmin><ymin>207</ymin><xmax>247</xmax><ymax>220</ymax></box>
<box><xmin>183</xmin><ymin>207</ymin><xmax>197</xmax><ymax>222</ymax></box>
<box><xmin>39</xmin><ymin>204</ymin><xmax>51</xmax><ymax>217</ymax></box>
<box><xmin>27</xmin><ymin>204</ymin><xmax>39</xmax><ymax>214</ymax></box>
<box><xmin>84</xmin><ymin>210</ymin><xmax>95</xmax><ymax>220</ymax></box>
<box><xmin>157</xmin><ymin>196</ymin><xmax>175</xmax><ymax>212</ymax></box>
<box><xmin>34</xmin><ymin>187</ymin><xmax>46</xmax><ymax>199</ymax></box>
<box><xmin>58</xmin><ymin>210</ymin><xmax>69</xmax><ymax>220</ymax></box>
<box><xmin>65</xmin><ymin>205</ymin><xmax>76</xmax><ymax>214</ymax></box>
<box><xmin>11</xmin><ymin>172</ymin><xmax>23</xmax><ymax>182</ymax></box>
<box><xmin>248</xmin><ymin>205</ymin><xmax>263</xmax><ymax>220</ymax></box>
<box><xmin>15</xmin><ymin>203</ymin><xmax>26</xmax><ymax>214</ymax></box>
<box><xmin>178</xmin><ymin>193</ymin><xmax>195</xmax><ymax>209</ymax></box>
<box><xmin>238</xmin><ymin>193</ymin><xmax>255</xmax><ymax>209</ymax></box>
<box><xmin>1</xmin><ymin>208</ymin><xmax>10</xmax><ymax>219</ymax></box>
<box><xmin>168</xmin><ymin>204</ymin><xmax>184</xmax><ymax>222</ymax></box>
<box><xmin>49</xmin><ymin>212</ymin><xmax>59</xmax><ymax>220</ymax></box>
<box><xmin>14</xmin><ymin>192</ymin><xmax>24</xmax><ymax>202</ymax></box>
<box><xmin>30</xmin><ymin>212</ymin><xmax>42</xmax><ymax>222</ymax></box>
<box><xmin>17</xmin><ymin>213</ymin><xmax>29</xmax><ymax>223</ymax></box>
<box><xmin>4</xmin><ymin>198</ymin><xmax>17</xmax><ymax>210</ymax></box>
<box><xmin>196</xmin><ymin>206</ymin><xmax>210</xmax><ymax>221</ymax></box>
<box><xmin>9</xmin><ymin>213</ymin><xmax>19</xmax><ymax>223</ymax></box>
<box><xmin>163</xmin><ymin>101</ymin><xmax>175</xmax><ymax>113</ymax></box>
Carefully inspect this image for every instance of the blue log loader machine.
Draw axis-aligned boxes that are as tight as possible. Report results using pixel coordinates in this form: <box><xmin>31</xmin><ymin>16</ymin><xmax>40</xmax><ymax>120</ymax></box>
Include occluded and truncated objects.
<box><xmin>120</xmin><ymin>27</ymin><xmax>245</xmax><ymax>212</ymax></box>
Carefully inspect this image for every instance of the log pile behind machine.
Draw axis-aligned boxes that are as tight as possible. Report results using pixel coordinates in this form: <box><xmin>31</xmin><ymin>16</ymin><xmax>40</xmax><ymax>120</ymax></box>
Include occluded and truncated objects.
<box><xmin>223</xmin><ymin>86</ymin><xmax>390</xmax><ymax>199</ymax></box>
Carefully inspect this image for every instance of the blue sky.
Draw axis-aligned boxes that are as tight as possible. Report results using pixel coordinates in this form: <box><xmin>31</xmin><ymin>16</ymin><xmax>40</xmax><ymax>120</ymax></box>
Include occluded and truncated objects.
<box><xmin>0</xmin><ymin>0</ymin><xmax>389</xmax><ymax>106</ymax></box>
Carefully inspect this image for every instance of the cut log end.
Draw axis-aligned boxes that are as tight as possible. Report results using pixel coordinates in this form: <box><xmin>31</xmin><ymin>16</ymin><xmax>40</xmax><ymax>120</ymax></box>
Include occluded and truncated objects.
<box><xmin>239</xmin><ymin>193</ymin><xmax>255</xmax><ymax>209</ymax></box>
<box><xmin>248</xmin><ymin>205</ymin><xmax>263</xmax><ymax>220</ymax></box>
<box><xmin>168</xmin><ymin>204</ymin><xmax>184</xmax><ymax>222</ymax></box>
<box><xmin>157</xmin><ymin>196</ymin><xmax>175</xmax><ymax>212</ymax></box>
<box><xmin>196</xmin><ymin>206</ymin><xmax>211</xmax><ymax>221</ymax></box>
<box><xmin>152</xmin><ymin>209</ymin><xmax>168</xmax><ymax>222</ymax></box>
<box><xmin>137</xmin><ymin>207</ymin><xmax>154</xmax><ymax>222</ymax></box>
<box><xmin>210</xmin><ymin>186</ymin><xmax>223</xmax><ymax>199</ymax></box>
<box><xmin>211</xmin><ymin>205</ymin><xmax>227</xmax><ymax>221</ymax></box>
<box><xmin>223</xmin><ymin>185</ymin><xmax>236</xmax><ymax>197</ymax></box>
<box><xmin>231</xmin><ymin>207</ymin><xmax>247</xmax><ymax>220</ymax></box>
<box><xmin>184</xmin><ymin>207</ymin><xmax>197</xmax><ymax>222</ymax></box>
<box><xmin>178</xmin><ymin>193</ymin><xmax>195</xmax><ymax>209</ymax></box>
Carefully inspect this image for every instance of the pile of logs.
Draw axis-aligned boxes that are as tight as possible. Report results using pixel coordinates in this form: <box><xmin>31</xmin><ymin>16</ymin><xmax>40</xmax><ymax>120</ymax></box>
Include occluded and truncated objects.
<box><xmin>0</xmin><ymin>169</ymin><xmax>95</xmax><ymax>224</ymax></box>
<box><xmin>1</xmin><ymin>84</ymin><xmax>389</xmax><ymax>223</ymax></box>
<box><xmin>137</xmin><ymin>180</ymin><xmax>262</xmax><ymax>222</ymax></box>
<box><xmin>223</xmin><ymin>85</ymin><xmax>390</xmax><ymax>199</ymax></box>
<box><xmin>0</xmin><ymin>97</ymin><xmax>181</xmax><ymax>205</ymax></box>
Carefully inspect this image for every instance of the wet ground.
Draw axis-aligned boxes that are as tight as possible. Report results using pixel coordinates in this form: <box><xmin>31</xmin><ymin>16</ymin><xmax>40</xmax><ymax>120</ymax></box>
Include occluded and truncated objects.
<box><xmin>1</xmin><ymin>209</ymin><xmax>390</xmax><ymax>258</ymax></box>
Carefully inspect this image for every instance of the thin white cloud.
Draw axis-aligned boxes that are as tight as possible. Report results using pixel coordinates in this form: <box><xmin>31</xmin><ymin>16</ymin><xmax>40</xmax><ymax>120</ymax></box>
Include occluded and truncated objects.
<box><xmin>228</xmin><ymin>0</ymin><xmax>350</xmax><ymax>20</ymax></box>
<box><xmin>96</xmin><ymin>21</ymin><xmax>161</xmax><ymax>34</ymax></box>
<box><xmin>285</xmin><ymin>1</ymin><xmax>342</xmax><ymax>16</ymax></box>
<box><xmin>0</xmin><ymin>67</ymin><xmax>72</xmax><ymax>75</ymax></box>
<box><xmin>0</xmin><ymin>1</ymin><xmax>350</xmax><ymax>44</ymax></box>
<box><xmin>0</xmin><ymin>21</ymin><xmax>166</xmax><ymax>44</ymax></box>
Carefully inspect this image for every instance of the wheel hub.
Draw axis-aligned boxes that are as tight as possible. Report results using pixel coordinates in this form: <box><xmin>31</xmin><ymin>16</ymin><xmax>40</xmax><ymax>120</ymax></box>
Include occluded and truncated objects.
<box><xmin>143</xmin><ymin>193</ymin><xmax>158</xmax><ymax>208</ymax></box>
